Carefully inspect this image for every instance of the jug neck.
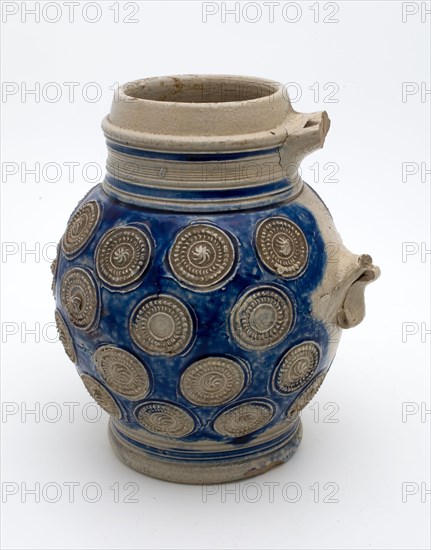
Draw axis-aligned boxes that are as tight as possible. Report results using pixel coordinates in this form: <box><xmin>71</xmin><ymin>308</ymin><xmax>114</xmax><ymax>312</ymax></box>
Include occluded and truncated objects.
<box><xmin>101</xmin><ymin>75</ymin><xmax>329</xmax><ymax>212</ymax></box>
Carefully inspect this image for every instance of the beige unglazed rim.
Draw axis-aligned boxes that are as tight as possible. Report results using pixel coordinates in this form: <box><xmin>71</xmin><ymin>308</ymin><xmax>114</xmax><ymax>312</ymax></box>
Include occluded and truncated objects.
<box><xmin>108</xmin><ymin>418</ymin><xmax>303</xmax><ymax>484</ymax></box>
<box><xmin>102</xmin><ymin>74</ymin><xmax>293</xmax><ymax>152</ymax></box>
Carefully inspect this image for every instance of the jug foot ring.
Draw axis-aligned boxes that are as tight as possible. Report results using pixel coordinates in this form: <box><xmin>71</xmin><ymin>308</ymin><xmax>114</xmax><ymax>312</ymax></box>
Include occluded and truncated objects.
<box><xmin>108</xmin><ymin>419</ymin><xmax>303</xmax><ymax>485</ymax></box>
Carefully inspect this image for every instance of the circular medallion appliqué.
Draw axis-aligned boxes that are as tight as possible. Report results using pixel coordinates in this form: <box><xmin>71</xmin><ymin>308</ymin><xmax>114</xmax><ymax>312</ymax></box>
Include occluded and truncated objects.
<box><xmin>80</xmin><ymin>374</ymin><xmax>121</xmax><ymax>419</ymax></box>
<box><xmin>94</xmin><ymin>345</ymin><xmax>151</xmax><ymax>399</ymax></box>
<box><xmin>60</xmin><ymin>267</ymin><xmax>99</xmax><ymax>331</ymax></box>
<box><xmin>180</xmin><ymin>357</ymin><xmax>246</xmax><ymax>406</ymax></box>
<box><xmin>62</xmin><ymin>201</ymin><xmax>101</xmax><ymax>258</ymax></box>
<box><xmin>274</xmin><ymin>341</ymin><xmax>321</xmax><ymax>394</ymax></box>
<box><xmin>51</xmin><ymin>243</ymin><xmax>60</xmax><ymax>295</ymax></box>
<box><xmin>169</xmin><ymin>224</ymin><xmax>236</xmax><ymax>290</ymax></box>
<box><xmin>286</xmin><ymin>371</ymin><xmax>327</xmax><ymax>421</ymax></box>
<box><xmin>55</xmin><ymin>309</ymin><xmax>77</xmax><ymax>364</ymax></box>
<box><xmin>95</xmin><ymin>226</ymin><xmax>151</xmax><ymax>288</ymax></box>
<box><xmin>230</xmin><ymin>285</ymin><xmax>294</xmax><ymax>350</ymax></box>
<box><xmin>136</xmin><ymin>401</ymin><xmax>195</xmax><ymax>438</ymax></box>
<box><xmin>130</xmin><ymin>294</ymin><xmax>194</xmax><ymax>356</ymax></box>
<box><xmin>256</xmin><ymin>216</ymin><xmax>308</xmax><ymax>278</ymax></box>
<box><xmin>213</xmin><ymin>401</ymin><xmax>274</xmax><ymax>437</ymax></box>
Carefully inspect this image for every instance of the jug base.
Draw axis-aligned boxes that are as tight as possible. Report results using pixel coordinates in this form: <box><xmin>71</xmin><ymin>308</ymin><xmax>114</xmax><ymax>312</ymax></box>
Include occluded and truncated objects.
<box><xmin>108</xmin><ymin>419</ymin><xmax>303</xmax><ymax>484</ymax></box>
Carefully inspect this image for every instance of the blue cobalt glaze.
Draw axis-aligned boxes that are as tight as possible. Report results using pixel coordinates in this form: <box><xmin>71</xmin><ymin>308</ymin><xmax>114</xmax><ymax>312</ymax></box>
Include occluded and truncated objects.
<box><xmin>54</xmin><ymin>182</ymin><xmax>331</xmax><ymax>454</ymax></box>
<box><xmin>104</xmin><ymin>174</ymin><xmax>292</xmax><ymax>201</ymax></box>
<box><xmin>106</xmin><ymin>140</ymin><xmax>281</xmax><ymax>161</ymax></box>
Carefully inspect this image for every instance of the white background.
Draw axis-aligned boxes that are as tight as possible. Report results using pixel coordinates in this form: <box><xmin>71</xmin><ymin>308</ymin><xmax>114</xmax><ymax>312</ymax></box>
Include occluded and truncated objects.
<box><xmin>1</xmin><ymin>1</ymin><xmax>430</xmax><ymax>549</ymax></box>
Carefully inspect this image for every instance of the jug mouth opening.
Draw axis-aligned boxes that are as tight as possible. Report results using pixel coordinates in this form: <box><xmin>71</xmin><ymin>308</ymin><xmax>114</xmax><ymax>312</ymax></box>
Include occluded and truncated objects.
<box><xmin>121</xmin><ymin>75</ymin><xmax>281</xmax><ymax>104</ymax></box>
<box><xmin>104</xmin><ymin>74</ymin><xmax>291</xmax><ymax>152</ymax></box>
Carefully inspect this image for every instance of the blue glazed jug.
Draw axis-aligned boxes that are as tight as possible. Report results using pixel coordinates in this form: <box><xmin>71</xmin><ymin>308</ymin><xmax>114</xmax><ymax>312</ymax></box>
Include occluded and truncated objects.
<box><xmin>52</xmin><ymin>75</ymin><xmax>380</xmax><ymax>483</ymax></box>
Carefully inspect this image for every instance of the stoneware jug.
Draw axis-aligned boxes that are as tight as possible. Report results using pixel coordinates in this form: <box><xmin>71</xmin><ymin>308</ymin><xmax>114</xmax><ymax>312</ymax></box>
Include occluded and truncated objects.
<box><xmin>52</xmin><ymin>75</ymin><xmax>380</xmax><ymax>483</ymax></box>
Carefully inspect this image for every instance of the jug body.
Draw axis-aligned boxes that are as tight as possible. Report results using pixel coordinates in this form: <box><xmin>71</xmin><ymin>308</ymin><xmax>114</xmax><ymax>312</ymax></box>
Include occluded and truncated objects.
<box><xmin>53</xmin><ymin>75</ymin><xmax>379</xmax><ymax>483</ymax></box>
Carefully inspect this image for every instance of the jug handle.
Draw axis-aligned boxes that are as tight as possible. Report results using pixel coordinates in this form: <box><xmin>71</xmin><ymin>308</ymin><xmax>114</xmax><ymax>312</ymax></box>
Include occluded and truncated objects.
<box><xmin>336</xmin><ymin>254</ymin><xmax>380</xmax><ymax>329</ymax></box>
